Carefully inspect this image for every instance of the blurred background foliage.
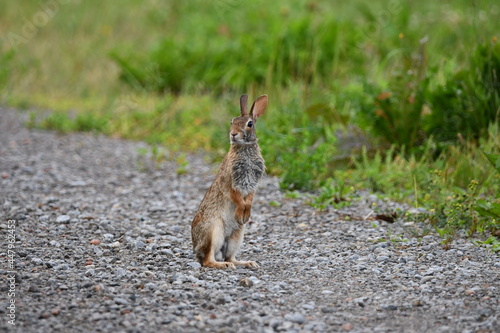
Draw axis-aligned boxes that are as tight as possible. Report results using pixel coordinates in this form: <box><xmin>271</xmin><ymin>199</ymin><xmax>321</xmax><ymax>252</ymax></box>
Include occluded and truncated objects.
<box><xmin>1</xmin><ymin>0</ymin><xmax>499</xmax><ymax>243</ymax></box>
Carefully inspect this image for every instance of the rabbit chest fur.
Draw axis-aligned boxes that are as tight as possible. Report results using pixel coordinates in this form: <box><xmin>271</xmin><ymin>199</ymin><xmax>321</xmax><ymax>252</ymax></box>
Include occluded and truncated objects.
<box><xmin>231</xmin><ymin>144</ymin><xmax>265</xmax><ymax>197</ymax></box>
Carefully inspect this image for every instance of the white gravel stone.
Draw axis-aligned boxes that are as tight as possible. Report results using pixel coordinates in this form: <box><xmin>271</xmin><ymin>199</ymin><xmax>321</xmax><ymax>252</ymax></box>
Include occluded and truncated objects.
<box><xmin>56</xmin><ymin>215</ymin><xmax>71</xmax><ymax>223</ymax></box>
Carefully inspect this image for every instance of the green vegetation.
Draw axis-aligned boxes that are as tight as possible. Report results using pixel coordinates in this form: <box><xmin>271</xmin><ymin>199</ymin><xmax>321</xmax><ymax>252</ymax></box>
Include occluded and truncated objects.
<box><xmin>1</xmin><ymin>0</ymin><xmax>499</xmax><ymax>249</ymax></box>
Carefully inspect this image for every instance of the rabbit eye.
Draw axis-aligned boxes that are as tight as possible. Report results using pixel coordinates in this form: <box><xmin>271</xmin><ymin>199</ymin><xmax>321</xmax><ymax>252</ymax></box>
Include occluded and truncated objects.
<box><xmin>247</xmin><ymin>121</ymin><xmax>253</xmax><ymax>128</ymax></box>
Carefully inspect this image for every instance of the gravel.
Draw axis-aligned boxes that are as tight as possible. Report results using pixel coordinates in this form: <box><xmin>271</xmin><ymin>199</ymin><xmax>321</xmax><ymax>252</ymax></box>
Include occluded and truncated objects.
<box><xmin>0</xmin><ymin>108</ymin><xmax>499</xmax><ymax>332</ymax></box>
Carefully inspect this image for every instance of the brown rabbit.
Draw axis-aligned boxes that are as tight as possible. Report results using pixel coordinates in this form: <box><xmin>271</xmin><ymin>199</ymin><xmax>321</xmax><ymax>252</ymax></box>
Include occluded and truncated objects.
<box><xmin>191</xmin><ymin>94</ymin><xmax>268</xmax><ymax>269</ymax></box>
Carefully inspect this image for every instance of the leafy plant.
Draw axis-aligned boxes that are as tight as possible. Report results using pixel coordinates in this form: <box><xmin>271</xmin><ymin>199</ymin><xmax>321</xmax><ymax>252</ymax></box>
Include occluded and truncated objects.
<box><xmin>151</xmin><ymin>145</ymin><xmax>166</xmax><ymax>168</ymax></box>
<box><xmin>424</xmin><ymin>43</ymin><xmax>500</xmax><ymax>145</ymax></box>
<box><xmin>279</xmin><ymin>140</ymin><xmax>332</xmax><ymax>191</ymax></box>
<box><xmin>39</xmin><ymin>112</ymin><xmax>109</xmax><ymax>134</ymax></box>
<box><xmin>175</xmin><ymin>153</ymin><xmax>189</xmax><ymax>175</ymax></box>
<box><xmin>421</xmin><ymin>168</ymin><xmax>499</xmax><ymax>244</ymax></box>
<box><xmin>473</xmin><ymin>150</ymin><xmax>500</xmax><ymax>234</ymax></box>
<box><xmin>474</xmin><ymin>236</ymin><xmax>500</xmax><ymax>252</ymax></box>
<box><xmin>312</xmin><ymin>178</ymin><xmax>355</xmax><ymax>210</ymax></box>
<box><xmin>360</xmin><ymin>42</ymin><xmax>429</xmax><ymax>150</ymax></box>
<box><xmin>475</xmin><ymin>199</ymin><xmax>500</xmax><ymax>220</ymax></box>
<box><xmin>0</xmin><ymin>47</ymin><xmax>15</xmax><ymax>89</ymax></box>
<box><xmin>40</xmin><ymin>112</ymin><xmax>74</xmax><ymax>133</ymax></box>
<box><xmin>483</xmin><ymin>151</ymin><xmax>500</xmax><ymax>174</ymax></box>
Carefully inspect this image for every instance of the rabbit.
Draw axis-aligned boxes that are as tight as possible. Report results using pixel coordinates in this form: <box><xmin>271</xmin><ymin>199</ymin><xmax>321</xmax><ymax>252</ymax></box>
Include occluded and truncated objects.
<box><xmin>191</xmin><ymin>94</ymin><xmax>268</xmax><ymax>269</ymax></box>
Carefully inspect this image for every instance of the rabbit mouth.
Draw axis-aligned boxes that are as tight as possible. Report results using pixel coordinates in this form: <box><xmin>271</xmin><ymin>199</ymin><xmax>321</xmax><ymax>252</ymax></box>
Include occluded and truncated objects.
<box><xmin>230</xmin><ymin>133</ymin><xmax>244</xmax><ymax>144</ymax></box>
<box><xmin>231</xmin><ymin>137</ymin><xmax>254</xmax><ymax>145</ymax></box>
<box><xmin>231</xmin><ymin>137</ymin><xmax>245</xmax><ymax>144</ymax></box>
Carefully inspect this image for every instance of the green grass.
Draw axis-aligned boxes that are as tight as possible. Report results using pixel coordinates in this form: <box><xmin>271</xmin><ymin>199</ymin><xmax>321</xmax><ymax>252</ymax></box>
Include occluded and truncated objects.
<box><xmin>1</xmin><ymin>0</ymin><xmax>499</xmax><ymax>247</ymax></box>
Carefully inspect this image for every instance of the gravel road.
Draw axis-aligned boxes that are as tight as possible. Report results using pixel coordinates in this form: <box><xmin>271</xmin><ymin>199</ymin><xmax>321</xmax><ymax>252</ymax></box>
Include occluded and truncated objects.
<box><xmin>0</xmin><ymin>109</ymin><xmax>498</xmax><ymax>333</ymax></box>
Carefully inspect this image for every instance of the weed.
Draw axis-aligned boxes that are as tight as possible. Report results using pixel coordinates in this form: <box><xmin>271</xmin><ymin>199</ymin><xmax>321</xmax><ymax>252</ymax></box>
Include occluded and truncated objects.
<box><xmin>474</xmin><ymin>236</ymin><xmax>500</xmax><ymax>252</ymax></box>
<box><xmin>40</xmin><ymin>112</ymin><xmax>73</xmax><ymax>133</ymax></box>
<box><xmin>359</xmin><ymin>40</ymin><xmax>429</xmax><ymax>150</ymax></box>
<box><xmin>150</xmin><ymin>145</ymin><xmax>167</xmax><ymax>168</ymax></box>
<box><xmin>424</xmin><ymin>43</ymin><xmax>500</xmax><ymax>146</ymax></box>
<box><xmin>406</xmin><ymin>224</ymin><xmax>433</xmax><ymax>239</ymax></box>
<box><xmin>74</xmin><ymin>113</ymin><xmax>109</xmax><ymax>133</ymax></box>
<box><xmin>285</xmin><ymin>191</ymin><xmax>302</xmax><ymax>199</ymax></box>
<box><xmin>0</xmin><ymin>47</ymin><xmax>14</xmax><ymax>90</ymax></box>
<box><xmin>136</xmin><ymin>147</ymin><xmax>149</xmax><ymax>156</ymax></box>
<box><xmin>25</xmin><ymin>112</ymin><xmax>38</xmax><ymax>129</ymax></box>
<box><xmin>422</xmin><ymin>172</ymin><xmax>499</xmax><ymax>245</ymax></box>
<box><xmin>175</xmin><ymin>153</ymin><xmax>189</xmax><ymax>175</ymax></box>
<box><xmin>311</xmin><ymin>178</ymin><xmax>356</xmax><ymax>210</ymax></box>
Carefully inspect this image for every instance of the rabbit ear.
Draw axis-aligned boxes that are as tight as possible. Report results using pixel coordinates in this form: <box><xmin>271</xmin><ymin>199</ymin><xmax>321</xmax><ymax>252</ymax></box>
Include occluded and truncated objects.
<box><xmin>240</xmin><ymin>94</ymin><xmax>249</xmax><ymax>116</ymax></box>
<box><xmin>250</xmin><ymin>94</ymin><xmax>268</xmax><ymax>120</ymax></box>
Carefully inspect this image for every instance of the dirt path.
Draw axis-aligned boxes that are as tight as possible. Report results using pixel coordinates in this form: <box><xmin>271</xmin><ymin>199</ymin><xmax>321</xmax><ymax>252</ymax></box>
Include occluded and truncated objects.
<box><xmin>0</xmin><ymin>109</ymin><xmax>498</xmax><ymax>332</ymax></box>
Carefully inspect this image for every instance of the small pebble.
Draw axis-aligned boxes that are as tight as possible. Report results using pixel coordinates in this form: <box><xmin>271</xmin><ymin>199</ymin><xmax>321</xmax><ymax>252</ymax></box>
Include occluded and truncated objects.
<box><xmin>342</xmin><ymin>323</ymin><xmax>353</xmax><ymax>331</ymax></box>
<box><xmin>56</xmin><ymin>215</ymin><xmax>71</xmax><ymax>223</ymax></box>
<box><xmin>284</xmin><ymin>313</ymin><xmax>306</xmax><ymax>324</ymax></box>
<box><xmin>238</xmin><ymin>278</ymin><xmax>253</xmax><ymax>287</ymax></box>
